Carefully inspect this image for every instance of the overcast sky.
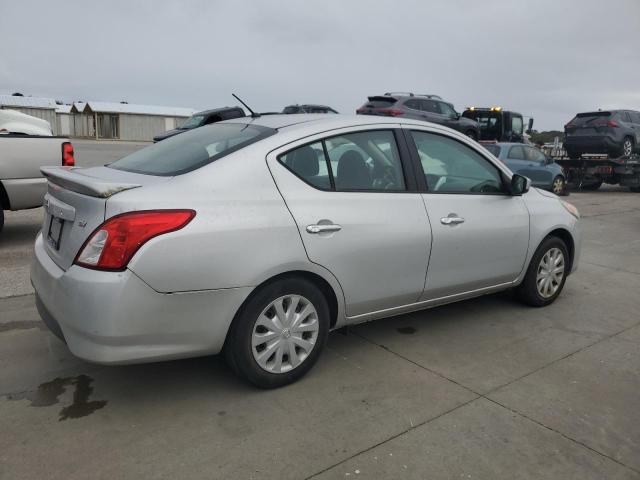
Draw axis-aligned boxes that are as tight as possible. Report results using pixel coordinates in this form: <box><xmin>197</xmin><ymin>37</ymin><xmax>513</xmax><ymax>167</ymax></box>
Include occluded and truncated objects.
<box><xmin>1</xmin><ymin>0</ymin><xmax>638</xmax><ymax>130</ymax></box>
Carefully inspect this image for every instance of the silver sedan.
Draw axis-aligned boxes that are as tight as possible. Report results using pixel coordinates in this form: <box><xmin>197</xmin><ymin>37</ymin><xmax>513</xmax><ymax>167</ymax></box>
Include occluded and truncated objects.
<box><xmin>31</xmin><ymin>115</ymin><xmax>581</xmax><ymax>388</ymax></box>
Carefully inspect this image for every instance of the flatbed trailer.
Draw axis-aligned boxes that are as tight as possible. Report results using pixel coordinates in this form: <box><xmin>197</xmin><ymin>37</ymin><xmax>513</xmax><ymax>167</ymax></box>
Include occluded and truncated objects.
<box><xmin>553</xmin><ymin>154</ymin><xmax>640</xmax><ymax>191</ymax></box>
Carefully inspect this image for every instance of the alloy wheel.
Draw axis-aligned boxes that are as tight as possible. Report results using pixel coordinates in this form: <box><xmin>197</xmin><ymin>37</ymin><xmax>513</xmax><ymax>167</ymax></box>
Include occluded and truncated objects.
<box><xmin>552</xmin><ymin>177</ymin><xmax>565</xmax><ymax>195</ymax></box>
<box><xmin>623</xmin><ymin>139</ymin><xmax>633</xmax><ymax>156</ymax></box>
<box><xmin>536</xmin><ymin>248</ymin><xmax>565</xmax><ymax>298</ymax></box>
<box><xmin>251</xmin><ymin>295</ymin><xmax>319</xmax><ymax>374</ymax></box>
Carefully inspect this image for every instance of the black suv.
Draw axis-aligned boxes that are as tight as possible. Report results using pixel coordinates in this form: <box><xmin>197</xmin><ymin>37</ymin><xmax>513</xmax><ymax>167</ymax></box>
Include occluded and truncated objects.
<box><xmin>153</xmin><ymin>106</ymin><xmax>245</xmax><ymax>142</ymax></box>
<box><xmin>564</xmin><ymin>110</ymin><xmax>640</xmax><ymax>158</ymax></box>
<box><xmin>356</xmin><ymin>93</ymin><xmax>479</xmax><ymax>139</ymax></box>
<box><xmin>282</xmin><ymin>104</ymin><xmax>338</xmax><ymax>114</ymax></box>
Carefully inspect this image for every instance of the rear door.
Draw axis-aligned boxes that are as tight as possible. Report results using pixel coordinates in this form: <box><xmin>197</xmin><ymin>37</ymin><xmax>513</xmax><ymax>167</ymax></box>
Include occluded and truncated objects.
<box><xmin>406</xmin><ymin>128</ymin><xmax>529</xmax><ymax>299</ymax></box>
<box><xmin>267</xmin><ymin>126</ymin><xmax>432</xmax><ymax>317</ymax></box>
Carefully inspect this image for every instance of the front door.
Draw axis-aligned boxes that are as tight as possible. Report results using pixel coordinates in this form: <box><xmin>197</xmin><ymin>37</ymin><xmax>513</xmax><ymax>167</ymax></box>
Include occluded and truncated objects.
<box><xmin>406</xmin><ymin>128</ymin><xmax>530</xmax><ymax>300</ymax></box>
<box><xmin>267</xmin><ymin>127</ymin><xmax>431</xmax><ymax>317</ymax></box>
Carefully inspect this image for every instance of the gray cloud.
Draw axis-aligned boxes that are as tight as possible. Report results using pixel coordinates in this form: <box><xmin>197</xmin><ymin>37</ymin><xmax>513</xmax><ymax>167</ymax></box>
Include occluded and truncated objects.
<box><xmin>1</xmin><ymin>0</ymin><xmax>638</xmax><ymax>130</ymax></box>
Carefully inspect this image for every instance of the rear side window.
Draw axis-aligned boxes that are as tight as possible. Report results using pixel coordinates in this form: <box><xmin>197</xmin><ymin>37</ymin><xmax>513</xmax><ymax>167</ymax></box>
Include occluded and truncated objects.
<box><xmin>411</xmin><ymin>131</ymin><xmax>504</xmax><ymax>193</ymax></box>
<box><xmin>278</xmin><ymin>130</ymin><xmax>406</xmax><ymax>192</ymax></box>
<box><xmin>109</xmin><ymin>123</ymin><xmax>275</xmax><ymax>176</ymax></box>
<box><xmin>421</xmin><ymin>99</ymin><xmax>440</xmax><ymax>113</ymax></box>
<box><xmin>278</xmin><ymin>142</ymin><xmax>330</xmax><ymax>189</ymax></box>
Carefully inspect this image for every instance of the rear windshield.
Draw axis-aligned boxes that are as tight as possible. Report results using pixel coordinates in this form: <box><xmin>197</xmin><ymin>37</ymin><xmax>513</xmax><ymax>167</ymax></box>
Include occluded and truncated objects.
<box><xmin>570</xmin><ymin>111</ymin><xmax>612</xmax><ymax>126</ymax></box>
<box><xmin>482</xmin><ymin>144</ymin><xmax>501</xmax><ymax>156</ymax></box>
<box><xmin>365</xmin><ymin>98</ymin><xmax>397</xmax><ymax>108</ymax></box>
<box><xmin>109</xmin><ymin>123</ymin><xmax>275</xmax><ymax>176</ymax></box>
<box><xmin>180</xmin><ymin>115</ymin><xmax>205</xmax><ymax>129</ymax></box>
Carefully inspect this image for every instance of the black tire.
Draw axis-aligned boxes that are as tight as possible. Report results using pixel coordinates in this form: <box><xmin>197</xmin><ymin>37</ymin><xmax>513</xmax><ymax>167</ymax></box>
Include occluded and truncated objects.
<box><xmin>465</xmin><ymin>130</ymin><xmax>477</xmax><ymax>141</ymax></box>
<box><xmin>630</xmin><ymin>186</ymin><xmax>640</xmax><ymax>193</ymax></box>
<box><xmin>224</xmin><ymin>276</ymin><xmax>330</xmax><ymax>388</ymax></box>
<box><xmin>580</xmin><ymin>179</ymin><xmax>603</xmax><ymax>191</ymax></box>
<box><xmin>516</xmin><ymin>236</ymin><xmax>569</xmax><ymax>307</ymax></box>
<box><xmin>551</xmin><ymin>175</ymin><xmax>566</xmax><ymax>195</ymax></box>
<box><xmin>566</xmin><ymin>149</ymin><xmax>581</xmax><ymax>160</ymax></box>
<box><xmin>0</xmin><ymin>206</ymin><xmax>4</xmax><ymax>234</ymax></box>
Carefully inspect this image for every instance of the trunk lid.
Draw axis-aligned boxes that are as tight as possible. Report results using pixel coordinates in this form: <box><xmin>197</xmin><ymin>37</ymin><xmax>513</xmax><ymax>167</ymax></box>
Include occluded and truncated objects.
<box><xmin>40</xmin><ymin>166</ymin><xmax>169</xmax><ymax>270</ymax></box>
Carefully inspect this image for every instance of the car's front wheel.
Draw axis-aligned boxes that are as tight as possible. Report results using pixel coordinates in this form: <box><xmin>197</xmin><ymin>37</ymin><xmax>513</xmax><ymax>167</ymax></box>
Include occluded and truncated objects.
<box><xmin>516</xmin><ymin>236</ymin><xmax>569</xmax><ymax>307</ymax></box>
<box><xmin>224</xmin><ymin>276</ymin><xmax>330</xmax><ymax>388</ymax></box>
<box><xmin>551</xmin><ymin>175</ymin><xmax>566</xmax><ymax>195</ymax></box>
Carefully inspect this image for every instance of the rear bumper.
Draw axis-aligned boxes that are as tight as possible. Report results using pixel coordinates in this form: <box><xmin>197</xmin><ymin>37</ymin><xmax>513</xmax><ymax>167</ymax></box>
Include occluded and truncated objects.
<box><xmin>564</xmin><ymin>135</ymin><xmax>619</xmax><ymax>153</ymax></box>
<box><xmin>30</xmin><ymin>233</ymin><xmax>252</xmax><ymax>364</ymax></box>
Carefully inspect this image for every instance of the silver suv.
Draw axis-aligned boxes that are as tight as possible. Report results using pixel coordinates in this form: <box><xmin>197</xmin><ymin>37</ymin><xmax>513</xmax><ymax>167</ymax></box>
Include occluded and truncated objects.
<box><xmin>357</xmin><ymin>92</ymin><xmax>480</xmax><ymax>140</ymax></box>
<box><xmin>32</xmin><ymin>114</ymin><xmax>581</xmax><ymax>388</ymax></box>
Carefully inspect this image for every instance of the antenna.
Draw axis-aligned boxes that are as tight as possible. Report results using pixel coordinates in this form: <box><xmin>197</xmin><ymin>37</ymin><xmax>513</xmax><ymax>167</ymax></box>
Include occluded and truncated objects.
<box><xmin>232</xmin><ymin>93</ymin><xmax>260</xmax><ymax>118</ymax></box>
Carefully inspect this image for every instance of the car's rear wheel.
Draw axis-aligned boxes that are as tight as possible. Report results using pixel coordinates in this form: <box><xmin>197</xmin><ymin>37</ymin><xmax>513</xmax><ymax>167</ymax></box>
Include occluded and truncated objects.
<box><xmin>224</xmin><ymin>276</ymin><xmax>330</xmax><ymax>388</ymax></box>
<box><xmin>0</xmin><ymin>200</ymin><xmax>4</xmax><ymax>234</ymax></box>
<box><xmin>551</xmin><ymin>176</ymin><xmax>566</xmax><ymax>195</ymax></box>
<box><xmin>622</xmin><ymin>137</ymin><xmax>634</xmax><ymax>157</ymax></box>
<box><xmin>516</xmin><ymin>236</ymin><xmax>569</xmax><ymax>307</ymax></box>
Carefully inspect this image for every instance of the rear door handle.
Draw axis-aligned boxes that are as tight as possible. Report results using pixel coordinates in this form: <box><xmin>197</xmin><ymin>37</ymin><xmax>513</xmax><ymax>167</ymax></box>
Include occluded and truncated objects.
<box><xmin>306</xmin><ymin>224</ymin><xmax>342</xmax><ymax>234</ymax></box>
<box><xmin>441</xmin><ymin>215</ymin><xmax>465</xmax><ymax>225</ymax></box>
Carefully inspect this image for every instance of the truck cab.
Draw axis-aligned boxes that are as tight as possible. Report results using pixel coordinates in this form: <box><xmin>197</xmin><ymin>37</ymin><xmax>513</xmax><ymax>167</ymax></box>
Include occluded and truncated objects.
<box><xmin>462</xmin><ymin>107</ymin><xmax>533</xmax><ymax>143</ymax></box>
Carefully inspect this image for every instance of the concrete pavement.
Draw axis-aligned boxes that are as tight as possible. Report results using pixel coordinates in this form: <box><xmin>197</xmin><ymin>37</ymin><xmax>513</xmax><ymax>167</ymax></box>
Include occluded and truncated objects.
<box><xmin>0</xmin><ymin>152</ymin><xmax>639</xmax><ymax>478</ymax></box>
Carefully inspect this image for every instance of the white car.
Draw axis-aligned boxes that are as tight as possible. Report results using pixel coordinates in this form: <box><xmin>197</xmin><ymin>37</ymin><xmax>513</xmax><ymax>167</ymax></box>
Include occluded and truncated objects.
<box><xmin>31</xmin><ymin>114</ymin><xmax>581</xmax><ymax>388</ymax></box>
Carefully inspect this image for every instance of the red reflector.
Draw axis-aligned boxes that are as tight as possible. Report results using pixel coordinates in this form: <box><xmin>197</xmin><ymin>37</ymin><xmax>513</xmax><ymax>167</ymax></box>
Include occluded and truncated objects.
<box><xmin>74</xmin><ymin>210</ymin><xmax>195</xmax><ymax>271</ymax></box>
<box><xmin>62</xmin><ymin>142</ymin><xmax>75</xmax><ymax>166</ymax></box>
<box><xmin>607</xmin><ymin>120</ymin><xmax>619</xmax><ymax>127</ymax></box>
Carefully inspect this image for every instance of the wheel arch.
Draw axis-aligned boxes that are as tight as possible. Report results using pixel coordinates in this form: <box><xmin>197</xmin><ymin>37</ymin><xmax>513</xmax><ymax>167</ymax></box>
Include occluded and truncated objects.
<box><xmin>0</xmin><ymin>180</ymin><xmax>11</xmax><ymax>210</ymax></box>
<box><xmin>543</xmin><ymin>228</ymin><xmax>575</xmax><ymax>273</ymax></box>
<box><xmin>233</xmin><ymin>268</ymin><xmax>345</xmax><ymax>333</ymax></box>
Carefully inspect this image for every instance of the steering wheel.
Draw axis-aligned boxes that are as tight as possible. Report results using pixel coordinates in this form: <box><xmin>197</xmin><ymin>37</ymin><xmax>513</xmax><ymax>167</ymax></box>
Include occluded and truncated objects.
<box><xmin>470</xmin><ymin>180</ymin><xmax>500</xmax><ymax>193</ymax></box>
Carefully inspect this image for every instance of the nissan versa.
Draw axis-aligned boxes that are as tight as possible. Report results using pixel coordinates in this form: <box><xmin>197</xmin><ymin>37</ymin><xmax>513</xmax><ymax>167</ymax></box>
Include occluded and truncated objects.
<box><xmin>31</xmin><ymin>115</ymin><xmax>581</xmax><ymax>388</ymax></box>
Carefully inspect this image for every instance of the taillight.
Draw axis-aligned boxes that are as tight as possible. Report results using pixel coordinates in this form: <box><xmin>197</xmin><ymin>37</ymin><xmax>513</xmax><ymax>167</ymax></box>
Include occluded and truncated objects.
<box><xmin>62</xmin><ymin>142</ymin><xmax>75</xmax><ymax>166</ymax></box>
<box><xmin>378</xmin><ymin>108</ymin><xmax>404</xmax><ymax>117</ymax></box>
<box><xmin>607</xmin><ymin>120</ymin><xmax>619</xmax><ymax>127</ymax></box>
<box><xmin>74</xmin><ymin>210</ymin><xmax>195</xmax><ymax>271</ymax></box>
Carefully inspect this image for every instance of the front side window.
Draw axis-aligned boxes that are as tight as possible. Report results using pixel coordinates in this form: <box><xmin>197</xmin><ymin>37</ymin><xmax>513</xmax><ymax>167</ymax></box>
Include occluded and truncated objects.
<box><xmin>278</xmin><ymin>130</ymin><xmax>406</xmax><ymax>192</ymax></box>
<box><xmin>525</xmin><ymin>147</ymin><xmax>546</xmax><ymax>163</ymax></box>
<box><xmin>421</xmin><ymin>99</ymin><xmax>439</xmax><ymax>113</ymax></box>
<box><xmin>411</xmin><ymin>131</ymin><xmax>504</xmax><ymax>194</ymax></box>
<box><xmin>110</xmin><ymin>123</ymin><xmax>275</xmax><ymax>176</ymax></box>
<box><xmin>512</xmin><ymin>116</ymin><xmax>524</xmax><ymax>135</ymax></box>
<box><xmin>438</xmin><ymin>102</ymin><xmax>457</xmax><ymax>117</ymax></box>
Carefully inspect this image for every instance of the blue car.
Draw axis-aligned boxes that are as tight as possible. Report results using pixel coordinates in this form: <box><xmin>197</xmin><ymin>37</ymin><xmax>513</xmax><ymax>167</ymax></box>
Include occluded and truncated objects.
<box><xmin>483</xmin><ymin>143</ymin><xmax>567</xmax><ymax>195</ymax></box>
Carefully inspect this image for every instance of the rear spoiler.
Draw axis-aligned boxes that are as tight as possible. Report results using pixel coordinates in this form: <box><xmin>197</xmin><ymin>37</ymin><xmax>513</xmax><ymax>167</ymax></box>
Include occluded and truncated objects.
<box><xmin>41</xmin><ymin>166</ymin><xmax>141</xmax><ymax>198</ymax></box>
<box><xmin>367</xmin><ymin>96</ymin><xmax>397</xmax><ymax>102</ymax></box>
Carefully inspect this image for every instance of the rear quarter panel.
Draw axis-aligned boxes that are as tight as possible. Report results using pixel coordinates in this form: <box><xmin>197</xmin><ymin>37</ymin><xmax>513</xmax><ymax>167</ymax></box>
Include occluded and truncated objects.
<box><xmin>110</xmin><ymin>143</ymin><xmax>346</xmax><ymax>322</ymax></box>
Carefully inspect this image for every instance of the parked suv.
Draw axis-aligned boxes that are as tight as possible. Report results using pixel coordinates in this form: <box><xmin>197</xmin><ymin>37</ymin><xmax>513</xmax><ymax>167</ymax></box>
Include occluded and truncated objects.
<box><xmin>153</xmin><ymin>106</ymin><xmax>245</xmax><ymax>142</ymax></box>
<box><xmin>282</xmin><ymin>104</ymin><xmax>338</xmax><ymax>114</ymax></box>
<box><xmin>564</xmin><ymin>110</ymin><xmax>640</xmax><ymax>158</ymax></box>
<box><xmin>357</xmin><ymin>93</ymin><xmax>479</xmax><ymax>139</ymax></box>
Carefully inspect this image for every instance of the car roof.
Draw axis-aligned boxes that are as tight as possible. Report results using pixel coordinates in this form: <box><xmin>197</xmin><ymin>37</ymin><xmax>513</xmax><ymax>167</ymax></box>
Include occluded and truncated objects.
<box><xmin>222</xmin><ymin>113</ymin><xmax>437</xmax><ymax>131</ymax></box>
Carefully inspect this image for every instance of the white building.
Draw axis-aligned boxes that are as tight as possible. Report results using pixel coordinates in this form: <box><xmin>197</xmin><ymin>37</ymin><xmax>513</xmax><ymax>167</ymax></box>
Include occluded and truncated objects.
<box><xmin>72</xmin><ymin>101</ymin><xmax>195</xmax><ymax>141</ymax></box>
<box><xmin>0</xmin><ymin>95</ymin><xmax>58</xmax><ymax>134</ymax></box>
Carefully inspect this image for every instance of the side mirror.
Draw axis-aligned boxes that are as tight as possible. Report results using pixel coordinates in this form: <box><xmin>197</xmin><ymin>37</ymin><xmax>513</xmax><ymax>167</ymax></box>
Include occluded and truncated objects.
<box><xmin>546</xmin><ymin>156</ymin><xmax>554</xmax><ymax>164</ymax></box>
<box><xmin>510</xmin><ymin>174</ymin><xmax>531</xmax><ymax>195</ymax></box>
<box><xmin>527</xmin><ymin>118</ymin><xmax>534</xmax><ymax>134</ymax></box>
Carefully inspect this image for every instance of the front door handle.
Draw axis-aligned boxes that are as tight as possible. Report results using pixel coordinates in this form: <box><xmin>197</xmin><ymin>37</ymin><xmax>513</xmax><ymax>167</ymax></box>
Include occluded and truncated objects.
<box><xmin>441</xmin><ymin>215</ymin><xmax>465</xmax><ymax>225</ymax></box>
<box><xmin>306</xmin><ymin>224</ymin><xmax>342</xmax><ymax>234</ymax></box>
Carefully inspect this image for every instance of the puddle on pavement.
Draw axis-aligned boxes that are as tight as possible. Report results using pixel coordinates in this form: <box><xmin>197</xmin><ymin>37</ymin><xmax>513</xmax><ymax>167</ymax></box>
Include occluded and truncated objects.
<box><xmin>7</xmin><ymin>374</ymin><xmax>107</xmax><ymax>420</ymax></box>
<box><xmin>396</xmin><ymin>326</ymin><xmax>417</xmax><ymax>334</ymax></box>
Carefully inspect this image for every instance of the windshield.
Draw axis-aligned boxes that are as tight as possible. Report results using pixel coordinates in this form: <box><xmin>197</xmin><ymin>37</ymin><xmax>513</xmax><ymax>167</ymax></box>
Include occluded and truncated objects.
<box><xmin>179</xmin><ymin>114</ymin><xmax>206</xmax><ymax>129</ymax></box>
<box><xmin>109</xmin><ymin>123</ymin><xmax>275</xmax><ymax>176</ymax></box>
